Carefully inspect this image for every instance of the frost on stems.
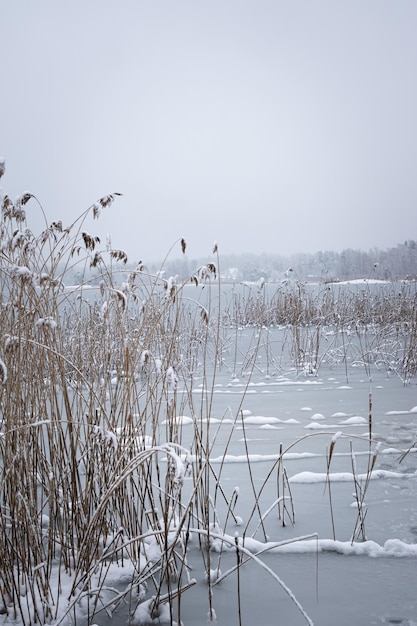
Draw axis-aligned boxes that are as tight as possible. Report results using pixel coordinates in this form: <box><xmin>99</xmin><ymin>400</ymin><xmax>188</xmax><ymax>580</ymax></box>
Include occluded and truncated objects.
<box><xmin>0</xmin><ymin>356</ymin><xmax>7</xmax><ymax>384</ymax></box>
<box><xmin>93</xmin><ymin>192</ymin><xmax>123</xmax><ymax>218</ymax></box>
<box><xmin>90</xmin><ymin>425</ymin><xmax>118</xmax><ymax>451</ymax></box>
<box><xmin>2</xmin><ymin>193</ymin><xmax>29</xmax><ymax>222</ymax></box>
<box><xmin>4</xmin><ymin>335</ymin><xmax>19</xmax><ymax>352</ymax></box>
<box><xmin>35</xmin><ymin>317</ymin><xmax>57</xmax><ymax>330</ymax></box>
<box><xmin>111</xmin><ymin>288</ymin><xmax>127</xmax><ymax>312</ymax></box>
<box><xmin>140</xmin><ymin>349</ymin><xmax>153</xmax><ymax>367</ymax></box>
<box><xmin>17</xmin><ymin>192</ymin><xmax>32</xmax><ymax>207</ymax></box>
<box><xmin>192</xmin><ymin>263</ymin><xmax>217</xmax><ymax>285</ymax></box>
<box><xmin>90</xmin><ymin>251</ymin><xmax>103</xmax><ymax>267</ymax></box>
<box><xmin>82</xmin><ymin>231</ymin><xmax>100</xmax><ymax>251</ymax></box>
<box><xmin>165</xmin><ymin>445</ymin><xmax>190</xmax><ymax>495</ymax></box>
<box><xmin>10</xmin><ymin>264</ymin><xmax>35</xmax><ymax>283</ymax></box>
<box><xmin>165</xmin><ymin>366</ymin><xmax>178</xmax><ymax>389</ymax></box>
<box><xmin>164</xmin><ymin>276</ymin><xmax>177</xmax><ymax>302</ymax></box>
<box><xmin>51</xmin><ymin>220</ymin><xmax>63</xmax><ymax>232</ymax></box>
<box><xmin>109</xmin><ymin>249</ymin><xmax>128</xmax><ymax>264</ymax></box>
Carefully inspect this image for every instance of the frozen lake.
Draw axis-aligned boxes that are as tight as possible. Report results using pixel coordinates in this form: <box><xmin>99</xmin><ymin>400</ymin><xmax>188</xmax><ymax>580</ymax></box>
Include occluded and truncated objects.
<box><xmin>164</xmin><ymin>348</ymin><xmax>417</xmax><ymax>625</ymax></box>
<box><xmin>94</xmin><ymin>322</ymin><xmax>417</xmax><ymax>626</ymax></box>
<box><xmin>71</xmin><ymin>281</ymin><xmax>417</xmax><ymax>625</ymax></box>
<box><xmin>2</xmin><ymin>276</ymin><xmax>416</xmax><ymax>626</ymax></box>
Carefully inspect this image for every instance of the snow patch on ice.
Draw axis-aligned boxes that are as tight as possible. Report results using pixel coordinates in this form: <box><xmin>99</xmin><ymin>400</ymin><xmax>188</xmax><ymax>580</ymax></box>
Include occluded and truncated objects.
<box><xmin>339</xmin><ymin>416</ymin><xmax>367</xmax><ymax>425</ymax></box>
<box><xmin>311</xmin><ymin>412</ymin><xmax>326</xmax><ymax>420</ymax></box>
<box><xmin>305</xmin><ymin>422</ymin><xmax>328</xmax><ymax>430</ymax></box>
<box><xmin>332</xmin><ymin>278</ymin><xmax>389</xmax><ymax>285</ymax></box>
<box><xmin>131</xmin><ymin>596</ymin><xmax>186</xmax><ymax>625</ymax></box>
<box><xmin>242</xmin><ymin>536</ymin><xmax>417</xmax><ymax>558</ymax></box>
<box><xmin>210</xmin><ymin>451</ymin><xmax>320</xmax><ymax>464</ymax></box>
<box><xmin>244</xmin><ymin>415</ymin><xmax>281</xmax><ymax>424</ymax></box>
<box><xmin>289</xmin><ymin>469</ymin><xmax>417</xmax><ymax>483</ymax></box>
<box><xmin>161</xmin><ymin>415</ymin><xmax>193</xmax><ymax>425</ymax></box>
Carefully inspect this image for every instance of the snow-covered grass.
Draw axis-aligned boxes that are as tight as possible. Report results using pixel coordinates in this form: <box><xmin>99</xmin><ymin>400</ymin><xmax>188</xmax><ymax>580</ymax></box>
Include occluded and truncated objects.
<box><xmin>0</xmin><ymin>173</ymin><xmax>416</xmax><ymax>625</ymax></box>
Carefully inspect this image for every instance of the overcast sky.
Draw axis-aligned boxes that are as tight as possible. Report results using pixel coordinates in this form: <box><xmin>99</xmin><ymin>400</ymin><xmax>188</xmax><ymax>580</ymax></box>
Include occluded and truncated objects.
<box><xmin>1</xmin><ymin>1</ymin><xmax>416</xmax><ymax>263</ymax></box>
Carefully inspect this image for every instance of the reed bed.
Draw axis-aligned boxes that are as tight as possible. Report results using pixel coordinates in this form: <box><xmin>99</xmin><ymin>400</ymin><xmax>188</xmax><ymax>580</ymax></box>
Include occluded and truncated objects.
<box><xmin>0</xmin><ymin>170</ymin><xmax>416</xmax><ymax>625</ymax></box>
<box><xmin>222</xmin><ymin>280</ymin><xmax>417</xmax><ymax>382</ymax></box>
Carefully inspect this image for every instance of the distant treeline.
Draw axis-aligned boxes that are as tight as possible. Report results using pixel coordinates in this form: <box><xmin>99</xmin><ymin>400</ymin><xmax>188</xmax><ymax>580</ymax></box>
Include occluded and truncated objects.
<box><xmin>67</xmin><ymin>240</ymin><xmax>417</xmax><ymax>285</ymax></box>
<box><xmin>149</xmin><ymin>239</ymin><xmax>417</xmax><ymax>283</ymax></box>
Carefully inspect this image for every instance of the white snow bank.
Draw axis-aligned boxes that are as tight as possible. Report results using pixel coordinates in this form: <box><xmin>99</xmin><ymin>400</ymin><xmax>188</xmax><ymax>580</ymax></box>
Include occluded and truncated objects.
<box><xmin>226</xmin><ymin>380</ymin><xmax>323</xmax><ymax>388</ymax></box>
<box><xmin>305</xmin><ymin>417</ymin><xmax>369</xmax><ymax>429</ymax></box>
<box><xmin>240</xmin><ymin>536</ymin><xmax>417</xmax><ymax>558</ymax></box>
<box><xmin>243</xmin><ymin>416</ymin><xmax>300</xmax><ymax>425</ymax></box>
<box><xmin>289</xmin><ymin>469</ymin><xmax>417</xmax><ymax>483</ymax></box>
<box><xmin>339</xmin><ymin>416</ymin><xmax>367</xmax><ymax>425</ymax></box>
<box><xmin>305</xmin><ymin>422</ymin><xmax>328</xmax><ymax>430</ymax></box>
<box><xmin>331</xmin><ymin>279</ymin><xmax>389</xmax><ymax>285</ymax></box>
<box><xmin>244</xmin><ymin>415</ymin><xmax>282</xmax><ymax>424</ymax></box>
<box><xmin>206</xmin><ymin>530</ymin><xmax>417</xmax><ymax>559</ymax></box>
<box><xmin>210</xmin><ymin>452</ymin><xmax>320</xmax><ymax>464</ymax></box>
<box><xmin>131</xmin><ymin>595</ymin><xmax>190</xmax><ymax>625</ymax></box>
<box><xmin>311</xmin><ymin>413</ymin><xmax>326</xmax><ymax>420</ymax></box>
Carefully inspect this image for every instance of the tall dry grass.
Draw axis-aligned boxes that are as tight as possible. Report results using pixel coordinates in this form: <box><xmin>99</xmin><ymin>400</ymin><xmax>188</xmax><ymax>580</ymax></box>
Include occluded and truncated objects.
<box><xmin>0</xmin><ymin>175</ymin><xmax>315</xmax><ymax>625</ymax></box>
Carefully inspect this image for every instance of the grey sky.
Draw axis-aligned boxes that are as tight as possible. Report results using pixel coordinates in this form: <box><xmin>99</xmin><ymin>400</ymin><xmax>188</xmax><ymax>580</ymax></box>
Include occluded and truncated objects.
<box><xmin>1</xmin><ymin>1</ymin><xmax>416</xmax><ymax>263</ymax></box>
